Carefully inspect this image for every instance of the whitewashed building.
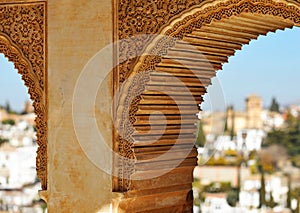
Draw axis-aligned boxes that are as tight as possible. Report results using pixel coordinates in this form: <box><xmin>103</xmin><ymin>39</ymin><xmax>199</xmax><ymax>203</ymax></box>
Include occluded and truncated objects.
<box><xmin>236</xmin><ymin>129</ymin><xmax>266</xmax><ymax>152</ymax></box>
<box><xmin>0</xmin><ymin>117</ymin><xmax>44</xmax><ymax>212</ymax></box>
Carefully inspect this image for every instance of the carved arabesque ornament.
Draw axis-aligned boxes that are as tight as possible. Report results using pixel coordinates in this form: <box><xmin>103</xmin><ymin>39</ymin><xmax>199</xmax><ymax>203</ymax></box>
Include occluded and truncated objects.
<box><xmin>115</xmin><ymin>0</ymin><xmax>300</xmax><ymax>192</ymax></box>
<box><xmin>0</xmin><ymin>2</ymin><xmax>47</xmax><ymax>190</ymax></box>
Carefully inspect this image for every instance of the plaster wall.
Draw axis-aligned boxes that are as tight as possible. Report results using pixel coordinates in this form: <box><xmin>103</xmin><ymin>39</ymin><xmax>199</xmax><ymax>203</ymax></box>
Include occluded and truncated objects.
<box><xmin>47</xmin><ymin>0</ymin><xmax>114</xmax><ymax>212</ymax></box>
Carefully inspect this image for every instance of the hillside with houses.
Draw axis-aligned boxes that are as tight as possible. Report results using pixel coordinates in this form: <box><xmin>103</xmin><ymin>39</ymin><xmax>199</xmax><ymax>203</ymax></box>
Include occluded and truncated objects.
<box><xmin>0</xmin><ymin>101</ymin><xmax>46</xmax><ymax>213</ymax></box>
<box><xmin>194</xmin><ymin>95</ymin><xmax>300</xmax><ymax>213</ymax></box>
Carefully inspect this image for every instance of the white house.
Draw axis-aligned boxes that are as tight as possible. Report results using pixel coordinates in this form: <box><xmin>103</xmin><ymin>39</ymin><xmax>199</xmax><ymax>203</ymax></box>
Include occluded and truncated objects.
<box><xmin>236</xmin><ymin>129</ymin><xmax>266</xmax><ymax>152</ymax></box>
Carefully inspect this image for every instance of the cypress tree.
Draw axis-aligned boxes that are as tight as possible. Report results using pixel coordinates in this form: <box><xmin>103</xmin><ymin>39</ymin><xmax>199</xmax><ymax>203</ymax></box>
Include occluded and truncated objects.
<box><xmin>230</xmin><ymin>110</ymin><xmax>235</xmax><ymax>140</ymax></box>
<box><xmin>269</xmin><ymin>97</ymin><xmax>280</xmax><ymax>113</ymax></box>
<box><xmin>267</xmin><ymin>191</ymin><xmax>276</xmax><ymax>208</ymax></box>
<box><xmin>224</xmin><ymin>107</ymin><xmax>229</xmax><ymax>132</ymax></box>
<box><xmin>5</xmin><ymin>101</ymin><xmax>11</xmax><ymax>113</ymax></box>
<box><xmin>259</xmin><ymin>165</ymin><xmax>266</xmax><ymax>207</ymax></box>
<box><xmin>195</xmin><ymin>120</ymin><xmax>206</xmax><ymax>147</ymax></box>
<box><xmin>287</xmin><ymin>174</ymin><xmax>292</xmax><ymax>209</ymax></box>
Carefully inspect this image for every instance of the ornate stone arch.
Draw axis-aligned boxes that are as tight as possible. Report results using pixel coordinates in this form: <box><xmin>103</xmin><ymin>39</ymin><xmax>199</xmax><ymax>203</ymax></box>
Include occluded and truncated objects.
<box><xmin>0</xmin><ymin>2</ymin><xmax>47</xmax><ymax>190</ymax></box>
<box><xmin>133</xmin><ymin>0</ymin><xmax>300</xmax><ymax>72</ymax></box>
<box><xmin>115</xmin><ymin>0</ymin><xmax>300</xmax><ymax>211</ymax></box>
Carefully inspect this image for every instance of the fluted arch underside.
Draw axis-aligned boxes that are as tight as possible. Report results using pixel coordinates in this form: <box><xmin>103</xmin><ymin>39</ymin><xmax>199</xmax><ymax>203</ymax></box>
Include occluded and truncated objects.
<box><xmin>115</xmin><ymin>0</ymin><xmax>300</xmax><ymax>212</ymax></box>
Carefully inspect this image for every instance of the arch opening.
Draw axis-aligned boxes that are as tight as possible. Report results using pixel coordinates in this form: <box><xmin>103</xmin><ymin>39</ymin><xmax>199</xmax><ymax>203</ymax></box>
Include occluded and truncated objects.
<box><xmin>194</xmin><ymin>25</ymin><xmax>300</xmax><ymax>212</ymax></box>
<box><xmin>0</xmin><ymin>54</ymin><xmax>47</xmax><ymax>212</ymax></box>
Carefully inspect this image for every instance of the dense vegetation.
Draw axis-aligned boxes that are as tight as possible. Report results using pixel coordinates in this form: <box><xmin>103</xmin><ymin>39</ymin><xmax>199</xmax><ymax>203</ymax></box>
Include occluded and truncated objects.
<box><xmin>2</xmin><ymin>118</ymin><xmax>15</xmax><ymax>126</ymax></box>
<box><xmin>265</xmin><ymin>111</ymin><xmax>300</xmax><ymax>167</ymax></box>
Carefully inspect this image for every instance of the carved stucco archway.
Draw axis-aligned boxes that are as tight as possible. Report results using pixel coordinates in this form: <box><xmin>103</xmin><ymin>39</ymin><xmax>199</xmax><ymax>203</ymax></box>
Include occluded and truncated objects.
<box><xmin>114</xmin><ymin>0</ymin><xmax>300</xmax><ymax>212</ymax></box>
<box><xmin>0</xmin><ymin>2</ymin><xmax>47</xmax><ymax>190</ymax></box>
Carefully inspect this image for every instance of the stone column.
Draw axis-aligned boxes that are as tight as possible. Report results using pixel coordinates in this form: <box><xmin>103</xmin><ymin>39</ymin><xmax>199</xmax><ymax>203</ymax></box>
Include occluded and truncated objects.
<box><xmin>47</xmin><ymin>0</ymin><xmax>115</xmax><ymax>211</ymax></box>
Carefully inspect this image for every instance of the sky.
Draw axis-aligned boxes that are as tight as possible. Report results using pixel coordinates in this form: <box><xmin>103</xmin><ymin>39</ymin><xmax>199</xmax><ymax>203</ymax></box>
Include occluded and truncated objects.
<box><xmin>1</xmin><ymin>26</ymin><xmax>300</xmax><ymax>113</ymax></box>
<box><xmin>202</xmin><ymin>26</ymin><xmax>300</xmax><ymax>112</ymax></box>
<box><xmin>0</xmin><ymin>54</ymin><xmax>30</xmax><ymax>112</ymax></box>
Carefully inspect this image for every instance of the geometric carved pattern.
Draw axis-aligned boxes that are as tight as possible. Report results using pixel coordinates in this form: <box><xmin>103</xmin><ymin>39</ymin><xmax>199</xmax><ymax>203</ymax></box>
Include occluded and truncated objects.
<box><xmin>0</xmin><ymin>2</ymin><xmax>47</xmax><ymax>190</ymax></box>
<box><xmin>115</xmin><ymin>0</ymin><xmax>300</xmax><ymax>203</ymax></box>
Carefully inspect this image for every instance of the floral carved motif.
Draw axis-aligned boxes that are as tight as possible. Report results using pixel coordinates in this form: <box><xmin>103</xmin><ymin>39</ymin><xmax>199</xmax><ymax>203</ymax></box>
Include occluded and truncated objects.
<box><xmin>118</xmin><ymin>0</ymin><xmax>205</xmax><ymax>83</ymax></box>
<box><xmin>115</xmin><ymin>0</ymin><xmax>300</xmax><ymax>192</ymax></box>
<box><xmin>0</xmin><ymin>2</ymin><xmax>47</xmax><ymax>190</ymax></box>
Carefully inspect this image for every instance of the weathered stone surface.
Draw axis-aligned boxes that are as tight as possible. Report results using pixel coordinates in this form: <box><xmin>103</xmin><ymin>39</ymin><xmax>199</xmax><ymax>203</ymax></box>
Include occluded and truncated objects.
<box><xmin>47</xmin><ymin>0</ymin><xmax>114</xmax><ymax>211</ymax></box>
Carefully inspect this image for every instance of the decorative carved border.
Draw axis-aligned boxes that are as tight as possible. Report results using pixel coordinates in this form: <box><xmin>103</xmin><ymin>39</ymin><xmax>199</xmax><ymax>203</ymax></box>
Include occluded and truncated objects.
<box><xmin>135</xmin><ymin>0</ymin><xmax>300</xmax><ymax>76</ymax></box>
<box><xmin>115</xmin><ymin>0</ymin><xmax>300</xmax><ymax>191</ymax></box>
<box><xmin>0</xmin><ymin>2</ymin><xmax>47</xmax><ymax>190</ymax></box>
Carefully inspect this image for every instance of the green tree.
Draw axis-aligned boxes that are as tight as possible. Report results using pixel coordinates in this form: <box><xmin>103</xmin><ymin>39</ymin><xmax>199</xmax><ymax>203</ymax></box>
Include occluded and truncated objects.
<box><xmin>224</xmin><ymin>106</ymin><xmax>235</xmax><ymax>139</ymax></box>
<box><xmin>227</xmin><ymin>189</ymin><xmax>239</xmax><ymax>207</ymax></box>
<box><xmin>2</xmin><ymin>119</ymin><xmax>15</xmax><ymax>126</ymax></box>
<box><xmin>195</xmin><ymin>120</ymin><xmax>206</xmax><ymax>147</ymax></box>
<box><xmin>266</xmin><ymin>192</ymin><xmax>277</xmax><ymax>208</ymax></box>
<box><xmin>224</xmin><ymin>107</ymin><xmax>229</xmax><ymax>132</ymax></box>
<box><xmin>237</xmin><ymin>165</ymin><xmax>241</xmax><ymax>201</ymax></box>
<box><xmin>40</xmin><ymin>200</ymin><xmax>47</xmax><ymax>213</ymax></box>
<box><xmin>269</xmin><ymin>97</ymin><xmax>280</xmax><ymax>113</ymax></box>
<box><xmin>287</xmin><ymin>174</ymin><xmax>292</xmax><ymax>209</ymax></box>
<box><xmin>230</xmin><ymin>108</ymin><xmax>235</xmax><ymax>140</ymax></box>
<box><xmin>265</xmin><ymin>129</ymin><xmax>286</xmax><ymax>147</ymax></box>
<box><xmin>5</xmin><ymin>101</ymin><xmax>11</xmax><ymax>113</ymax></box>
<box><xmin>296</xmin><ymin>199</ymin><xmax>300</xmax><ymax>213</ymax></box>
<box><xmin>266</xmin><ymin>112</ymin><xmax>300</xmax><ymax>166</ymax></box>
<box><xmin>291</xmin><ymin>187</ymin><xmax>300</xmax><ymax>213</ymax></box>
<box><xmin>0</xmin><ymin>137</ymin><xmax>8</xmax><ymax>147</ymax></box>
<box><xmin>3</xmin><ymin>101</ymin><xmax>18</xmax><ymax>115</ymax></box>
<box><xmin>259</xmin><ymin>164</ymin><xmax>266</xmax><ymax>207</ymax></box>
